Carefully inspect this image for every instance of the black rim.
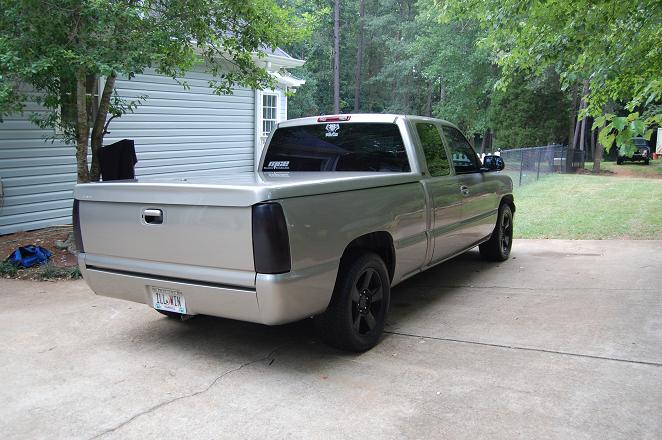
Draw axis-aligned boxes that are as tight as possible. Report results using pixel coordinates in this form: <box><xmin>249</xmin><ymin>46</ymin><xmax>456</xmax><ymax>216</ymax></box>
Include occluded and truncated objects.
<box><xmin>350</xmin><ymin>268</ymin><xmax>384</xmax><ymax>335</ymax></box>
<box><xmin>501</xmin><ymin>211</ymin><xmax>512</xmax><ymax>253</ymax></box>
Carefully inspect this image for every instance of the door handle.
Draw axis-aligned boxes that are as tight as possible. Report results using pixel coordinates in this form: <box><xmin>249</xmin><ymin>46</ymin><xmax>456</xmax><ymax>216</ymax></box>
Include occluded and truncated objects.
<box><xmin>142</xmin><ymin>208</ymin><xmax>163</xmax><ymax>224</ymax></box>
<box><xmin>460</xmin><ymin>185</ymin><xmax>470</xmax><ymax>197</ymax></box>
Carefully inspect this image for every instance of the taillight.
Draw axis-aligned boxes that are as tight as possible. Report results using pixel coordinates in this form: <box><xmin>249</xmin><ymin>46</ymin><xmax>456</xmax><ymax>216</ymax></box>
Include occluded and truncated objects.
<box><xmin>72</xmin><ymin>199</ymin><xmax>84</xmax><ymax>253</ymax></box>
<box><xmin>252</xmin><ymin>203</ymin><xmax>291</xmax><ymax>274</ymax></box>
<box><xmin>317</xmin><ymin>115</ymin><xmax>351</xmax><ymax>122</ymax></box>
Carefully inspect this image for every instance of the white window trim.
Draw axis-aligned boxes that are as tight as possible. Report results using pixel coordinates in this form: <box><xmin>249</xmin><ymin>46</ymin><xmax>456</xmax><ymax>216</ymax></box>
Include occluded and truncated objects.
<box><xmin>255</xmin><ymin>88</ymin><xmax>282</xmax><ymax>168</ymax></box>
<box><xmin>54</xmin><ymin>75</ymin><xmax>106</xmax><ymax>135</ymax></box>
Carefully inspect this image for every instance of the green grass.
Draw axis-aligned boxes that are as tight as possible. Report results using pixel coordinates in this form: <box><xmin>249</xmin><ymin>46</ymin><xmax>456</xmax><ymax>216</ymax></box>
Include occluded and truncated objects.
<box><xmin>585</xmin><ymin>159</ymin><xmax>662</xmax><ymax>177</ymax></box>
<box><xmin>513</xmin><ymin>174</ymin><xmax>662</xmax><ymax>239</ymax></box>
<box><xmin>0</xmin><ymin>261</ymin><xmax>81</xmax><ymax>281</ymax></box>
<box><xmin>0</xmin><ymin>261</ymin><xmax>19</xmax><ymax>277</ymax></box>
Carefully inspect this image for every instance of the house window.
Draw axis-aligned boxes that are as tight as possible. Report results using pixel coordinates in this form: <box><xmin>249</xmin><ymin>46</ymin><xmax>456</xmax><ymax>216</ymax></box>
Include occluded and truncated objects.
<box><xmin>57</xmin><ymin>74</ymin><xmax>100</xmax><ymax>135</ymax></box>
<box><xmin>262</xmin><ymin>93</ymin><xmax>278</xmax><ymax>138</ymax></box>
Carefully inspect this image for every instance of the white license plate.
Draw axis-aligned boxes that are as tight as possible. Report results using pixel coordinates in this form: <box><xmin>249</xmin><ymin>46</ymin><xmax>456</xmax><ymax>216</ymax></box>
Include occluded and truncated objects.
<box><xmin>151</xmin><ymin>286</ymin><xmax>186</xmax><ymax>314</ymax></box>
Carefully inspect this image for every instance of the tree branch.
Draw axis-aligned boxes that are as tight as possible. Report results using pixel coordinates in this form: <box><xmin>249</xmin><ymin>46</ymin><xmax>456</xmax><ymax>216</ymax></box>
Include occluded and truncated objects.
<box><xmin>75</xmin><ymin>68</ymin><xmax>90</xmax><ymax>183</ymax></box>
<box><xmin>89</xmin><ymin>72</ymin><xmax>117</xmax><ymax>182</ymax></box>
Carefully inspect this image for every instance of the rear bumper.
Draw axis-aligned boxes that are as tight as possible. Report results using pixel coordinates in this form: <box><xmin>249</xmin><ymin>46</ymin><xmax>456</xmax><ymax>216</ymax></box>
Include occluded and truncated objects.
<box><xmin>79</xmin><ymin>254</ymin><xmax>338</xmax><ymax>325</ymax></box>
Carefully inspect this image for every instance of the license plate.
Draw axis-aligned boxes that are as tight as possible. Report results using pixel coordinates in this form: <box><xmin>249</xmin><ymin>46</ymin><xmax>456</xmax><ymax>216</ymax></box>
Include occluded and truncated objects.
<box><xmin>151</xmin><ymin>286</ymin><xmax>186</xmax><ymax>314</ymax></box>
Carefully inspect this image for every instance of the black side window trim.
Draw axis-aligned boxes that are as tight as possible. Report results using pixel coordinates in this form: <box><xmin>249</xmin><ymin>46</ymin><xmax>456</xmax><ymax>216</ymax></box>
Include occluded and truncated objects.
<box><xmin>441</xmin><ymin>125</ymin><xmax>482</xmax><ymax>174</ymax></box>
<box><xmin>415</xmin><ymin>122</ymin><xmax>452</xmax><ymax>178</ymax></box>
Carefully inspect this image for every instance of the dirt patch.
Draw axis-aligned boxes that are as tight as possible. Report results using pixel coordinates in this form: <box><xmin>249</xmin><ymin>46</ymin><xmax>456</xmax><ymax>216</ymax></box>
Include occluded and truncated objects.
<box><xmin>608</xmin><ymin>164</ymin><xmax>662</xmax><ymax>179</ymax></box>
<box><xmin>0</xmin><ymin>226</ymin><xmax>80</xmax><ymax>280</ymax></box>
<box><xmin>575</xmin><ymin>168</ymin><xmax>615</xmax><ymax>176</ymax></box>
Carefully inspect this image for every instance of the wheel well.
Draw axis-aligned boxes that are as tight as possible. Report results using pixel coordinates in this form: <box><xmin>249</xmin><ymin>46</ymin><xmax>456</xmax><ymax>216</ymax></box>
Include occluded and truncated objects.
<box><xmin>341</xmin><ymin>231</ymin><xmax>395</xmax><ymax>282</ymax></box>
<box><xmin>501</xmin><ymin>194</ymin><xmax>515</xmax><ymax>214</ymax></box>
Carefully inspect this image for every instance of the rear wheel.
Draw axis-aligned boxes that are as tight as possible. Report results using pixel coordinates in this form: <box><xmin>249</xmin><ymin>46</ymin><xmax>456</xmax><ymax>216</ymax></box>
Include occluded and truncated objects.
<box><xmin>314</xmin><ymin>252</ymin><xmax>390</xmax><ymax>352</ymax></box>
<box><xmin>479</xmin><ymin>204</ymin><xmax>513</xmax><ymax>262</ymax></box>
<box><xmin>617</xmin><ymin>157</ymin><xmax>623</xmax><ymax>165</ymax></box>
<box><xmin>644</xmin><ymin>159</ymin><xmax>650</xmax><ymax>165</ymax></box>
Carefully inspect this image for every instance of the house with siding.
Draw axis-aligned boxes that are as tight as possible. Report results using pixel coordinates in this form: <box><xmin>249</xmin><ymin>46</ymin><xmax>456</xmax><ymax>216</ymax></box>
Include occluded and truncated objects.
<box><xmin>0</xmin><ymin>49</ymin><xmax>304</xmax><ymax>235</ymax></box>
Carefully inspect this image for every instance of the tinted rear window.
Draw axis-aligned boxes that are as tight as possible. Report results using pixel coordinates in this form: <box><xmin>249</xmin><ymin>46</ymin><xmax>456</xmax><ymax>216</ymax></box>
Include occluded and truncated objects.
<box><xmin>262</xmin><ymin>123</ymin><xmax>410</xmax><ymax>172</ymax></box>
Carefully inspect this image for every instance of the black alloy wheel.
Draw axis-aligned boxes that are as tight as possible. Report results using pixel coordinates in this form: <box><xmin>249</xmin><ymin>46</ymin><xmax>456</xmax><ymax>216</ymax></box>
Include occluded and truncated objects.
<box><xmin>314</xmin><ymin>252</ymin><xmax>390</xmax><ymax>351</ymax></box>
<box><xmin>479</xmin><ymin>204</ymin><xmax>514</xmax><ymax>262</ymax></box>
<box><xmin>500</xmin><ymin>208</ymin><xmax>513</xmax><ymax>255</ymax></box>
<box><xmin>351</xmin><ymin>267</ymin><xmax>385</xmax><ymax>335</ymax></box>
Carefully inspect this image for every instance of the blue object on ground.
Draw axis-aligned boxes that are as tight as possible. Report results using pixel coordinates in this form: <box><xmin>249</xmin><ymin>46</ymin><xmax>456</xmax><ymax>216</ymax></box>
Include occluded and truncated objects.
<box><xmin>5</xmin><ymin>245</ymin><xmax>52</xmax><ymax>268</ymax></box>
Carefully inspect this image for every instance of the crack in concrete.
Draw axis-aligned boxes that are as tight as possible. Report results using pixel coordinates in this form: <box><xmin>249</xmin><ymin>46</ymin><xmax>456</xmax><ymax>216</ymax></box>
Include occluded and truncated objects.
<box><xmin>384</xmin><ymin>330</ymin><xmax>662</xmax><ymax>367</ymax></box>
<box><xmin>89</xmin><ymin>343</ymin><xmax>289</xmax><ymax>439</ymax></box>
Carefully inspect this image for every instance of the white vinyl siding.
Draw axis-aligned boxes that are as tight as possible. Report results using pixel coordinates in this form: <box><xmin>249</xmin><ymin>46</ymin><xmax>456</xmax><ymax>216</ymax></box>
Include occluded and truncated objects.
<box><xmin>0</xmin><ymin>68</ymin><xmax>286</xmax><ymax>235</ymax></box>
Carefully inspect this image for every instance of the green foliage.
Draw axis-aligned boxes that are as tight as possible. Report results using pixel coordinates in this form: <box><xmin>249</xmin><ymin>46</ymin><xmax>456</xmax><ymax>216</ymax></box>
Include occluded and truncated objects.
<box><xmin>438</xmin><ymin>0</ymin><xmax>662</xmax><ymax>153</ymax></box>
<box><xmin>286</xmin><ymin>0</ymin><xmax>570</xmax><ymax>147</ymax></box>
<box><xmin>490</xmin><ymin>73</ymin><xmax>570</xmax><ymax>148</ymax></box>
<box><xmin>595</xmin><ymin>111</ymin><xmax>662</xmax><ymax>156</ymax></box>
<box><xmin>0</xmin><ymin>0</ymin><xmax>308</xmax><ymax>180</ymax></box>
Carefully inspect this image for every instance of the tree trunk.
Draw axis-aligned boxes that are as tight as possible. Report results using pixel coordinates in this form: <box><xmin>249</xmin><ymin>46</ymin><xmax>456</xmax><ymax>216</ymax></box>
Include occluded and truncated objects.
<box><xmin>481</xmin><ymin>128</ymin><xmax>491</xmax><ymax>154</ymax></box>
<box><xmin>89</xmin><ymin>73</ymin><xmax>117</xmax><ymax>182</ymax></box>
<box><xmin>75</xmin><ymin>69</ymin><xmax>90</xmax><ymax>183</ymax></box>
<box><xmin>568</xmin><ymin>89</ymin><xmax>578</xmax><ymax>145</ymax></box>
<box><xmin>579</xmin><ymin>115</ymin><xmax>587</xmax><ymax>151</ymax></box>
<box><xmin>577</xmin><ymin>80</ymin><xmax>590</xmax><ymax>151</ymax></box>
<box><xmin>424</xmin><ymin>82</ymin><xmax>433</xmax><ymax>117</ymax></box>
<box><xmin>593</xmin><ymin>129</ymin><xmax>603</xmax><ymax>173</ymax></box>
<box><xmin>332</xmin><ymin>0</ymin><xmax>340</xmax><ymax>114</ymax></box>
<box><xmin>572</xmin><ymin>110</ymin><xmax>581</xmax><ymax>149</ymax></box>
<box><xmin>439</xmin><ymin>78</ymin><xmax>445</xmax><ymax>106</ymax></box>
<box><xmin>353</xmin><ymin>0</ymin><xmax>365</xmax><ymax>112</ymax></box>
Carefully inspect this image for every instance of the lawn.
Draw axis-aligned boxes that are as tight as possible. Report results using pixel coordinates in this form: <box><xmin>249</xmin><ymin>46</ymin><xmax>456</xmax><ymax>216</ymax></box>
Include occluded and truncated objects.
<box><xmin>512</xmin><ymin>173</ymin><xmax>662</xmax><ymax>239</ymax></box>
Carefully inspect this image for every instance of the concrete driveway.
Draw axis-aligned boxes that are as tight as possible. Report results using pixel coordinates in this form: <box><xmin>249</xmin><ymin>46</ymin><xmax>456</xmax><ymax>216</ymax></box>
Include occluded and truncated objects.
<box><xmin>2</xmin><ymin>239</ymin><xmax>661</xmax><ymax>439</ymax></box>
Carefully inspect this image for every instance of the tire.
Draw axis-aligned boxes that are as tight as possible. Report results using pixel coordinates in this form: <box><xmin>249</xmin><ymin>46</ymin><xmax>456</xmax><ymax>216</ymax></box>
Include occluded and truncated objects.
<box><xmin>644</xmin><ymin>159</ymin><xmax>650</xmax><ymax>165</ymax></box>
<box><xmin>314</xmin><ymin>252</ymin><xmax>390</xmax><ymax>352</ymax></box>
<box><xmin>616</xmin><ymin>158</ymin><xmax>623</xmax><ymax>165</ymax></box>
<box><xmin>479</xmin><ymin>204</ymin><xmax>513</xmax><ymax>262</ymax></box>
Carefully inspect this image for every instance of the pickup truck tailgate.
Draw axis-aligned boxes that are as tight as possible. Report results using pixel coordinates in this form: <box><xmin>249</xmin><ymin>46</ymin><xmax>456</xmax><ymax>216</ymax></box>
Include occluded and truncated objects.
<box><xmin>77</xmin><ymin>198</ymin><xmax>254</xmax><ymax>272</ymax></box>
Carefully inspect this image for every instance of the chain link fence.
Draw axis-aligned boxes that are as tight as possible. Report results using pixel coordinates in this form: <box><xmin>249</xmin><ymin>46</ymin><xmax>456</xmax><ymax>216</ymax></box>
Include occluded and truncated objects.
<box><xmin>496</xmin><ymin>145</ymin><xmax>586</xmax><ymax>187</ymax></box>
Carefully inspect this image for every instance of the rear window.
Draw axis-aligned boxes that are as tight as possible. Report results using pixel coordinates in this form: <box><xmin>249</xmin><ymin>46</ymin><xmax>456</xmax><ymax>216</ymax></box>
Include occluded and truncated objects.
<box><xmin>633</xmin><ymin>138</ymin><xmax>648</xmax><ymax>147</ymax></box>
<box><xmin>262</xmin><ymin>123</ymin><xmax>410</xmax><ymax>172</ymax></box>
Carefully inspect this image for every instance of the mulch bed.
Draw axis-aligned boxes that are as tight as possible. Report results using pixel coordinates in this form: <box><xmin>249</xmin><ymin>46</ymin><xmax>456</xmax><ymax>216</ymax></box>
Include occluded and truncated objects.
<box><xmin>0</xmin><ymin>225</ymin><xmax>80</xmax><ymax>280</ymax></box>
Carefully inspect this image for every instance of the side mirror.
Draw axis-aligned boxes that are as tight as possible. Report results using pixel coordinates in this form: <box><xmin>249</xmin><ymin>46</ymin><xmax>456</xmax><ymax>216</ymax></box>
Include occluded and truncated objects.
<box><xmin>482</xmin><ymin>155</ymin><xmax>505</xmax><ymax>171</ymax></box>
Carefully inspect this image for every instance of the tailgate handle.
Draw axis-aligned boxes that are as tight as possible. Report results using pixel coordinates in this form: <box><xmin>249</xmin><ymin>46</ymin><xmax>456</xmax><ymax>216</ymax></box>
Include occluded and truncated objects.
<box><xmin>142</xmin><ymin>208</ymin><xmax>163</xmax><ymax>225</ymax></box>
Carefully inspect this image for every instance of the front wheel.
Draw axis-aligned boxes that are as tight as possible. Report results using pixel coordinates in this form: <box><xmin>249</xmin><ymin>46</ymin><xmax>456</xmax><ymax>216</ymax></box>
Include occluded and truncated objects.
<box><xmin>314</xmin><ymin>252</ymin><xmax>390</xmax><ymax>352</ymax></box>
<box><xmin>479</xmin><ymin>204</ymin><xmax>513</xmax><ymax>262</ymax></box>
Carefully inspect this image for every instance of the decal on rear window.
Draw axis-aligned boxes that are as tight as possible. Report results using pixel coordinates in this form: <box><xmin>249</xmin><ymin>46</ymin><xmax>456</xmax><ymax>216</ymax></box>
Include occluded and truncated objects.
<box><xmin>325</xmin><ymin>123</ymin><xmax>340</xmax><ymax>137</ymax></box>
<box><xmin>266</xmin><ymin>160</ymin><xmax>290</xmax><ymax>170</ymax></box>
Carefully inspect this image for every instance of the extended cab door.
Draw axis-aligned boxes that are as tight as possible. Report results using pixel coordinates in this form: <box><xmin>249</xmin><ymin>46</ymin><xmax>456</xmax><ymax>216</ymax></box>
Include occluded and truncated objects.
<box><xmin>441</xmin><ymin>125</ymin><xmax>499</xmax><ymax>245</ymax></box>
<box><xmin>413</xmin><ymin>122</ymin><xmax>466</xmax><ymax>264</ymax></box>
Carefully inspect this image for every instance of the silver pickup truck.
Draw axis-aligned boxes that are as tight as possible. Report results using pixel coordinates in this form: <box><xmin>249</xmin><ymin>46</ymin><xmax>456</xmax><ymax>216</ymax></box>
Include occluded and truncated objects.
<box><xmin>74</xmin><ymin>114</ymin><xmax>514</xmax><ymax>351</ymax></box>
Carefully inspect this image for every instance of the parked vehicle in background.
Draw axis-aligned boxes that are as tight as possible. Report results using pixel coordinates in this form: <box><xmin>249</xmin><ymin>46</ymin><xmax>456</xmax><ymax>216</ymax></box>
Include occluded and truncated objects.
<box><xmin>617</xmin><ymin>138</ymin><xmax>650</xmax><ymax>165</ymax></box>
<box><xmin>74</xmin><ymin>114</ymin><xmax>515</xmax><ymax>351</ymax></box>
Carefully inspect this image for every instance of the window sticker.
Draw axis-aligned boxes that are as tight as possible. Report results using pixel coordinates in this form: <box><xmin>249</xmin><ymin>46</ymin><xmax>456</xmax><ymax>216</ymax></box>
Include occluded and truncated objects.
<box><xmin>266</xmin><ymin>160</ymin><xmax>290</xmax><ymax>170</ymax></box>
<box><xmin>325</xmin><ymin>123</ymin><xmax>340</xmax><ymax>137</ymax></box>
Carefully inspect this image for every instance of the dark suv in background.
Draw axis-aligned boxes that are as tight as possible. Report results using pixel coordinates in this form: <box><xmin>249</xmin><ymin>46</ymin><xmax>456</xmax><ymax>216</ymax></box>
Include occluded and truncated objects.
<box><xmin>617</xmin><ymin>137</ymin><xmax>650</xmax><ymax>165</ymax></box>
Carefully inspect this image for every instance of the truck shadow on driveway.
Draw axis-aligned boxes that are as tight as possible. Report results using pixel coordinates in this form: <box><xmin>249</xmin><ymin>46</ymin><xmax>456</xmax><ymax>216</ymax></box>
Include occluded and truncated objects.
<box><xmin>121</xmin><ymin>249</ymin><xmax>504</xmax><ymax>362</ymax></box>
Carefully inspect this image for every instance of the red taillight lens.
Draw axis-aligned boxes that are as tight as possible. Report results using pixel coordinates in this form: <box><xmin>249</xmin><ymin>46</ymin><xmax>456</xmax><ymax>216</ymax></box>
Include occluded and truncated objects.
<box><xmin>317</xmin><ymin>115</ymin><xmax>351</xmax><ymax>122</ymax></box>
